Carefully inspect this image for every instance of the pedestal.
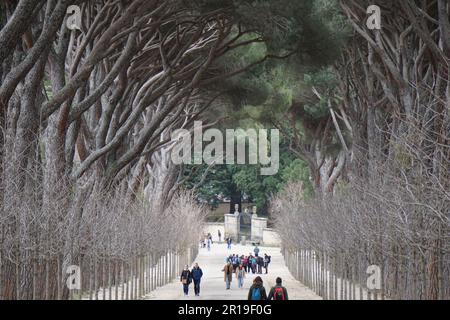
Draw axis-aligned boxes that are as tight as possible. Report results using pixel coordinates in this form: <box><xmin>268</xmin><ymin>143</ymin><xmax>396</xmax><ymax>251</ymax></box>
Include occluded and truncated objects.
<box><xmin>224</xmin><ymin>214</ymin><xmax>240</xmax><ymax>242</ymax></box>
<box><xmin>251</xmin><ymin>216</ymin><xmax>267</xmax><ymax>242</ymax></box>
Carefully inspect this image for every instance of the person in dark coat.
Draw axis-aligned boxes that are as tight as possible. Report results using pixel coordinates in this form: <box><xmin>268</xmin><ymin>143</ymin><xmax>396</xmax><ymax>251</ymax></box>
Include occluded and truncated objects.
<box><xmin>247</xmin><ymin>276</ymin><xmax>267</xmax><ymax>300</ymax></box>
<box><xmin>227</xmin><ymin>237</ymin><xmax>232</xmax><ymax>249</ymax></box>
<box><xmin>257</xmin><ymin>255</ymin><xmax>264</xmax><ymax>274</ymax></box>
<box><xmin>180</xmin><ymin>265</ymin><xmax>192</xmax><ymax>296</ymax></box>
<box><xmin>263</xmin><ymin>253</ymin><xmax>271</xmax><ymax>274</ymax></box>
<box><xmin>191</xmin><ymin>263</ymin><xmax>203</xmax><ymax>296</ymax></box>
<box><xmin>267</xmin><ymin>277</ymin><xmax>289</xmax><ymax>300</ymax></box>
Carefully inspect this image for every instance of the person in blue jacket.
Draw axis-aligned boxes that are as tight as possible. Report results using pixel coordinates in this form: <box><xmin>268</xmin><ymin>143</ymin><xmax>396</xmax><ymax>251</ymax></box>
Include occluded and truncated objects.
<box><xmin>191</xmin><ymin>262</ymin><xmax>204</xmax><ymax>296</ymax></box>
<box><xmin>227</xmin><ymin>237</ymin><xmax>232</xmax><ymax>249</ymax></box>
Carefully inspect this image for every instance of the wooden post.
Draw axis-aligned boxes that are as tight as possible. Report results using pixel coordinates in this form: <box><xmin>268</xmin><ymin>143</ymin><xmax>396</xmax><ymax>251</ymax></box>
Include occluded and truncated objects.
<box><xmin>141</xmin><ymin>256</ymin><xmax>145</xmax><ymax>297</ymax></box>
<box><xmin>151</xmin><ymin>254</ymin><xmax>154</xmax><ymax>291</ymax></box>
<box><xmin>352</xmin><ymin>266</ymin><xmax>356</xmax><ymax>300</ymax></box>
<box><xmin>163</xmin><ymin>252</ymin><xmax>167</xmax><ymax>285</ymax></box>
<box><xmin>88</xmin><ymin>258</ymin><xmax>93</xmax><ymax>300</ymax></box>
<box><xmin>134</xmin><ymin>257</ymin><xmax>138</xmax><ymax>300</ymax></box>
<box><xmin>145</xmin><ymin>255</ymin><xmax>148</xmax><ymax>295</ymax></box>
<box><xmin>115</xmin><ymin>260</ymin><xmax>118</xmax><ymax>300</ymax></box>
<box><xmin>334</xmin><ymin>257</ymin><xmax>338</xmax><ymax>300</ymax></box>
<box><xmin>32</xmin><ymin>257</ymin><xmax>36</xmax><ymax>300</ymax></box>
<box><xmin>107</xmin><ymin>259</ymin><xmax>111</xmax><ymax>300</ymax></box>
<box><xmin>160</xmin><ymin>254</ymin><xmax>164</xmax><ymax>286</ymax></box>
<box><xmin>306</xmin><ymin>251</ymin><xmax>310</xmax><ymax>288</ymax></box>
<box><xmin>154</xmin><ymin>253</ymin><xmax>157</xmax><ymax>290</ymax></box>
<box><xmin>359</xmin><ymin>261</ymin><xmax>363</xmax><ymax>300</ymax></box>
<box><xmin>314</xmin><ymin>251</ymin><xmax>318</xmax><ymax>295</ymax></box>
<box><xmin>94</xmin><ymin>258</ymin><xmax>98</xmax><ymax>300</ymax></box>
<box><xmin>324</xmin><ymin>253</ymin><xmax>327</xmax><ymax>299</ymax></box>
<box><xmin>126</xmin><ymin>262</ymin><xmax>130</xmax><ymax>300</ymax></box>
<box><xmin>121</xmin><ymin>261</ymin><xmax>125</xmax><ymax>300</ymax></box>
<box><xmin>78</xmin><ymin>257</ymin><xmax>83</xmax><ymax>300</ymax></box>
<box><xmin>102</xmin><ymin>259</ymin><xmax>106</xmax><ymax>300</ymax></box>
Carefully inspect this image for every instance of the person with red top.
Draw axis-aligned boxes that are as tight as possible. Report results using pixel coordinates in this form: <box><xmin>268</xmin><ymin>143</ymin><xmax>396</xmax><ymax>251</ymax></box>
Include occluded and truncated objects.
<box><xmin>267</xmin><ymin>277</ymin><xmax>289</xmax><ymax>300</ymax></box>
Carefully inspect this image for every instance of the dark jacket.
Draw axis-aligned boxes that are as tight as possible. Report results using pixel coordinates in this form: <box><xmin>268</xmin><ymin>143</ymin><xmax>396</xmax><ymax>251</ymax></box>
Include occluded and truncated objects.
<box><xmin>191</xmin><ymin>267</ymin><xmax>203</xmax><ymax>281</ymax></box>
<box><xmin>247</xmin><ymin>281</ymin><xmax>267</xmax><ymax>300</ymax></box>
<box><xmin>267</xmin><ymin>285</ymin><xmax>289</xmax><ymax>300</ymax></box>
<box><xmin>257</xmin><ymin>256</ymin><xmax>264</xmax><ymax>266</ymax></box>
<box><xmin>180</xmin><ymin>270</ymin><xmax>191</xmax><ymax>284</ymax></box>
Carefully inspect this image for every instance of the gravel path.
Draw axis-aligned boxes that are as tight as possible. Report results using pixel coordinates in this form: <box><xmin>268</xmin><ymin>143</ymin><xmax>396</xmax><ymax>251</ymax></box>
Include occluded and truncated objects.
<box><xmin>144</xmin><ymin>243</ymin><xmax>321</xmax><ymax>300</ymax></box>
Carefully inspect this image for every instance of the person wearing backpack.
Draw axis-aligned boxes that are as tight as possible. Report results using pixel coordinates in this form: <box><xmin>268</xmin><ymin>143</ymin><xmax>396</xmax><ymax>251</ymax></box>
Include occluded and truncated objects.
<box><xmin>231</xmin><ymin>255</ymin><xmax>236</xmax><ymax>270</ymax></box>
<box><xmin>191</xmin><ymin>263</ymin><xmax>203</xmax><ymax>296</ymax></box>
<box><xmin>267</xmin><ymin>277</ymin><xmax>289</xmax><ymax>300</ymax></box>
<box><xmin>247</xmin><ymin>276</ymin><xmax>267</xmax><ymax>300</ymax></box>
<box><xmin>235</xmin><ymin>264</ymin><xmax>246</xmax><ymax>289</ymax></box>
<box><xmin>222</xmin><ymin>262</ymin><xmax>234</xmax><ymax>290</ymax></box>
<box><xmin>232</xmin><ymin>255</ymin><xmax>240</xmax><ymax>271</ymax></box>
<box><xmin>180</xmin><ymin>265</ymin><xmax>192</xmax><ymax>296</ymax></box>
<box><xmin>250</xmin><ymin>256</ymin><xmax>257</xmax><ymax>274</ymax></box>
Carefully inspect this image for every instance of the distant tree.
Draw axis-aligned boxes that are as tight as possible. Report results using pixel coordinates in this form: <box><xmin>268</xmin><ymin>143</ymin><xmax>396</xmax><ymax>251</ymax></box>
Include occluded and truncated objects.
<box><xmin>183</xmin><ymin>143</ymin><xmax>313</xmax><ymax>215</ymax></box>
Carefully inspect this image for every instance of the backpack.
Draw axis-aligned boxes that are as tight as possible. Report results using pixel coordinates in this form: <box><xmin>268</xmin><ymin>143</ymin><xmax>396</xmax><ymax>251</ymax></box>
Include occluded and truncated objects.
<box><xmin>273</xmin><ymin>287</ymin><xmax>285</xmax><ymax>300</ymax></box>
<box><xmin>251</xmin><ymin>287</ymin><xmax>261</xmax><ymax>300</ymax></box>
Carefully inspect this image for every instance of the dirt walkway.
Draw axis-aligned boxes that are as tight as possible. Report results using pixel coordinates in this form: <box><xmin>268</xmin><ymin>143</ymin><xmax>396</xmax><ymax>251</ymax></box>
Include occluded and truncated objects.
<box><xmin>145</xmin><ymin>243</ymin><xmax>321</xmax><ymax>300</ymax></box>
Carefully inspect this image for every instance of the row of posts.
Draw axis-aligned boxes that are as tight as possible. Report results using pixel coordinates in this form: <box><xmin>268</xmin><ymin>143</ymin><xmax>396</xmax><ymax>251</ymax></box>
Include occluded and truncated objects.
<box><xmin>68</xmin><ymin>245</ymin><xmax>198</xmax><ymax>300</ymax></box>
<box><xmin>283</xmin><ymin>249</ymin><xmax>383</xmax><ymax>300</ymax></box>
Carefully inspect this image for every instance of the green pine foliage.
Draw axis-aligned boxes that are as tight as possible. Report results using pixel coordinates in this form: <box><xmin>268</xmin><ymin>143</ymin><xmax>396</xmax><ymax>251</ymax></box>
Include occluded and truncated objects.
<box><xmin>183</xmin><ymin>0</ymin><xmax>349</xmax><ymax>210</ymax></box>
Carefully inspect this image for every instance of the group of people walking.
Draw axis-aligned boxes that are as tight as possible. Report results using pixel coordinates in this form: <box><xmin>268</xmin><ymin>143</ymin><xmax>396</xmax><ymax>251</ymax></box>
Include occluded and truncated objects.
<box><xmin>221</xmin><ymin>259</ymin><xmax>287</xmax><ymax>300</ymax></box>
<box><xmin>200</xmin><ymin>233</ymin><xmax>213</xmax><ymax>251</ymax></box>
<box><xmin>225</xmin><ymin>245</ymin><xmax>271</xmax><ymax>274</ymax></box>
<box><xmin>181</xmin><ymin>260</ymin><xmax>288</xmax><ymax>300</ymax></box>
<box><xmin>220</xmin><ymin>245</ymin><xmax>287</xmax><ymax>300</ymax></box>
<box><xmin>182</xmin><ymin>236</ymin><xmax>287</xmax><ymax>300</ymax></box>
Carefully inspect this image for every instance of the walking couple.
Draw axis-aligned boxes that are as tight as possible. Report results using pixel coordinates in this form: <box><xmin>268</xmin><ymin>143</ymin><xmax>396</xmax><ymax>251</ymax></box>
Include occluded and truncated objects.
<box><xmin>180</xmin><ymin>263</ymin><xmax>203</xmax><ymax>297</ymax></box>
<box><xmin>222</xmin><ymin>261</ymin><xmax>246</xmax><ymax>290</ymax></box>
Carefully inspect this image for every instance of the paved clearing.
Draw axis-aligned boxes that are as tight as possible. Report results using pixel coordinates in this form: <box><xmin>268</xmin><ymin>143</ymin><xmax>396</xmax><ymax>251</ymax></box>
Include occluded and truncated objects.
<box><xmin>144</xmin><ymin>243</ymin><xmax>321</xmax><ymax>300</ymax></box>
